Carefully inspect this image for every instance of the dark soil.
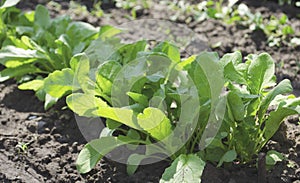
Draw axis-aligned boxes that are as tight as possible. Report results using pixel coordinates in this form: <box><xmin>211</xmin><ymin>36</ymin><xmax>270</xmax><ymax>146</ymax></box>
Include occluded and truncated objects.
<box><xmin>1</xmin><ymin>0</ymin><xmax>300</xmax><ymax>182</ymax></box>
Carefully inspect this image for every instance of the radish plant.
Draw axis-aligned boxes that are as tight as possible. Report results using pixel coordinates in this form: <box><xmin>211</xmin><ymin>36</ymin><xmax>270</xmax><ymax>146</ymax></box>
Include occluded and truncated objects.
<box><xmin>200</xmin><ymin>51</ymin><xmax>300</xmax><ymax>166</ymax></box>
<box><xmin>65</xmin><ymin>40</ymin><xmax>300</xmax><ymax>182</ymax></box>
<box><xmin>0</xmin><ymin>4</ymin><xmax>120</xmax><ymax>109</ymax></box>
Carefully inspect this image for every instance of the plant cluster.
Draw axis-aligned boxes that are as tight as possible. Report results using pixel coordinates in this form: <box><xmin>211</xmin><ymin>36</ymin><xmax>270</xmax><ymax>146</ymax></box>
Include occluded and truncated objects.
<box><xmin>0</xmin><ymin>1</ymin><xmax>120</xmax><ymax>109</ymax></box>
<box><xmin>1</xmin><ymin>1</ymin><xmax>300</xmax><ymax>182</ymax></box>
<box><xmin>115</xmin><ymin>0</ymin><xmax>151</xmax><ymax>19</ymax></box>
<box><xmin>274</xmin><ymin>0</ymin><xmax>300</xmax><ymax>6</ymax></box>
<box><xmin>65</xmin><ymin>41</ymin><xmax>299</xmax><ymax>181</ymax></box>
<box><xmin>161</xmin><ymin>0</ymin><xmax>300</xmax><ymax>47</ymax></box>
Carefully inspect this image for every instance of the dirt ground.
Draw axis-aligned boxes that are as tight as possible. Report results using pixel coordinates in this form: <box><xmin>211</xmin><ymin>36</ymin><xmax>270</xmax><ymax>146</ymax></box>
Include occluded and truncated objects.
<box><xmin>0</xmin><ymin>0</ymin><xmax>300</xmax><ymax>182</ymax></box>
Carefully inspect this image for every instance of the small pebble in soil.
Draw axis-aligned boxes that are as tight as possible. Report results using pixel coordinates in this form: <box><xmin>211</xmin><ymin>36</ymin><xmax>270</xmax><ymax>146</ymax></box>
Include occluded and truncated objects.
<box><xmin>59</xmin><ymin>160</ymin><xmax>67</xmax><ymax>167</ymax></box>
<box><xmin>37</xmin><ymin>121</ymin><xmax>47</xmax><ymax>134</ymax></box>
<box><xmin>71</xmin><ymin>143</ymin><xmax>78</xmax><ymax>153</ymax></box>
<box><xmin>57</xmin><ymin>136</ymin><xmax>69</xmax><ymax>143</ymax></box>
<box><xmin>287</xmin><ymin>115</ymin><xmax>300</xmax><ymax>124</ymax></box>
<box><xmin>50</xmin><ymin>126</ymin><xmax>57</xmax><ymax>134</ymax></box>
<box><xmin>66</xmin><ymin>167</ymin><xmax>74</xmax><ymax>174</ymax></box>
<box><xmin>296</xmin><ymin>143</ymin><xmax>300</xmax><ymax>152</ymax></box>
<box><xmin>24</xmin><ymin>164</ymin><xmax>29</xmax><ymax>171</ymax></box>
<box><xmin>268</xmin><ymin>140</ymin><xmax>281</xmax><ymax>150</ymax></box>
<box><xmin>28</xmin><ymin>148</ymin><xmax>35</xmax><ymax>154</ymax></box>
<box><xmin>70</xmin><ymin>164</ymin><xmax>76</xmax><ymax>170</ymax></box>
<box><xmin>288</xmin><ymin>152</ymin><xmax>298</xmax><ymax>160</ymax></box>
<box><xmin>295</xmin><ymin>169</ymin><xmax>300</xmax><ymax>176</ymax></box>
<box><xmin>42</xmin><ymin>156</ymin><xmax>51</xmax><ymax>164</ymax></box>
<box><xmin>69</xmin><ymin>173</ymin><xmax>79</xmax><ymax>181</ymax></box>
<box><xmin>290</xmin><ymin>60</ymin><xmax>297</xmax><ymax>67</ymax></box>
<box><xmin>37</xmin><ymin>135</ymin><xmax>51</xmax><ymax>145</ymax></box>
<box><xmin>1</xmin><ymin>120</ymin><xmax>7</xmax><ymax>125</ymax></box>
<box><xmin>25</xmin><ymin>121</ymin><xmax>36</xmax><ymax>133</ymax></box>
<box><xmin>59</xmin><ymin>144</ymin><xmax>69</xmax><ymax>154</ymax></box>
<box><xmin>27</xmin><ymin>115</ymin><xmax>37</xmax><ymax>120</ymax></box>
<box><xmin>43</xmin><ymin>127</ymin><xmax>50</xmax><ymax>133</ymax></box>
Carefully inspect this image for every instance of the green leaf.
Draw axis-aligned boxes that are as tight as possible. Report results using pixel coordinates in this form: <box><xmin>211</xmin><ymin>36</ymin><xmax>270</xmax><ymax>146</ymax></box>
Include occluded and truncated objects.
<box><xmin>160</xmin><ymin>154</ymin><xmax>205</xmax><ymax>183</ymax></box>
<box><xmin>219</xmin><ymin>51</ymin><xmax>242</xmax><ymax>67</ymax></box>
<box><xmin>55</xmin><ymin>34</ymin><xmax>72</xmax><ymax>66</ymax></box>
<box><xmin>127</xmin><ymin>129</ymin><xmax>140</xmax><ymax>140</ymax></box>
<box><xmin>44</xmin><ymin>94</ymin><xmax>58</xmax><ymax>110</ymax></box>
<box><xmin>70</xmin><ymin>53</ymin><xmax>82</xmax><ymax>71</ymax></box>
<box><xmin>282</xmin><ymin>25</ymin><xmax>294</xmax><ymax>35</ymax></box>
<box><xmin>66</xmin><ymin>93</ymin><xmax>108</xmax><ymax>117</ymax></box>
<box><xmin>200</xmin><ymin>147</ymin><xmax>225</xmax><ymax>163</ymax></box>
<box><xmin>227</xmin><ymin>92</ymin><xmax>245</xmax><ymax>122</ymax></box>
<box><xmin>258</xmin><ymin>79</ymin><xmax>292</xmax><ymax>120</ymax></box>
<box><xmin>220</xmin><ymin>52</ymin><xmax>247</xmax><ymax>84</ymax></box>
<box><xmin>0</xmin><ymin>46</ymin><xmax>44</xmax><ymax>66</ymax></box>
<box><xmin>96</xmin><ymin>60</ymin><xmax>122</xmax><ymax>95</ymax></box>
<box><xmin>43</xmin><ymin>68</ymin><xmax>77</xmax><ymax>99</ymax></box>
<box><xmin>67</xmin><ymin>21</ymin><xmax>98</xmax><ymax>40</ymax></box>
<box><xmin>217</xmin><ymin>150</ymin><xmax>237</xmax><ymax>167</ymax></box>
<box><xmin>35</xmin><ymin>87</ymin><xmax>46</xmax><ymax>101</ymax></box>
<box><xmin>99</xmin><ymin>25</ymin><xmax>122</xmax><ymax>39</ymax></box>
<box><xmin>266</xmin><ymin>150</ymin><xmax>284</xmax><ymax>166</ymax></box>
<box><xmin>99</xmin><ymin>127</ymin><xmax>114</xmax><ymax>138</ymax></box>
<box><xmin>247</xmin><ymin>53</ymin><xmax>275</xmax><ymax>94</ymax></box>
<box><xmin>264</xmin><ymin>106</ymin><xmax>299</xmax><ymax>141</ymax></box>
<box><xmin>176</xmin><ymin>55</ymin><xmax>196</xmax><ymax>70</ymax></box>
<box><xmin>116</xmin><ymin>40</ymin><xmax>147</xmax><ymax>64</ymax></box>
<box><xmin>34</xmin><ymin>5</ymin><xmax>51</xmax><ymax>29</ymax></box>
<box><xmin>137</xmin><ymin>108</ymin><xmax>172</xmax><ymax>141</ymax></box>
<box><xmin>223</xmin><ymin>62</ymin><xmax>246</xmax><ymax>84</ymax></box>
<box><xmin>127</xmin><ymin>92</ymin><xmax>148</xmax><ymax>106</ymax></box>
<box><xmin>106</xmin><ymin>118</ymin><xmax>122</xmax><ymax>129</ymax></box>
<box><xmin>0</xmin><ymin>0</ymin><xmax>20</xmax><ymax>9</ymax></box>
<box><xmin>49</xmin><ymin>16</ymin><xmax>71</xmax><ymax>36</ymax></box>
<box><xmin>18</xmin><ymin>79</ymin><xmax>44</xmax><ymax>91</ymax></box>
<box><xmin>94</xmin><ymin>107</ymin><xmax>140</xmax><ymax>130</ymax></box>
<box><xmin>153</xmin><ymin>42</ymin><xmax>180</xmax><ymax>63</ymax></box>
<box><xmin>127</xmin><ymin>154</ymin><xmax>147</xmax><ymax>175</ymax></box>
<box><xmin>0</xmin><ymin>64</ymin><xmax>41</xmax><ymax>82</ymax></box>
<box><xmin>73</xmin><ymin>53</ymin><xmax>96</xmax><ymax>94</ymax></box>
<box><xmin>19</xmin><ymin>36</ymin><xmax>35</xmax><ymax>49</ymax></box>
<box><xmin>77</xmin><ymin>137</ymin><xmax>130</xmax><ymax>174</ymax></box>
<box><xmin>188</xmin><ymin>52</ymin><xmax>224</xmax><ymax>103</ymax></box>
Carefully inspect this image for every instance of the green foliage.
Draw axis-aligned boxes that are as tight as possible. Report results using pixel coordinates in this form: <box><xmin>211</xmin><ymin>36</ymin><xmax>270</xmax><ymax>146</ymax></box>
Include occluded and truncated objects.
<box><xmin>115</xmin><ymin>0</ymin><xmax>150</xmax><ymax>19</ymax></box>
<box><xmin>65</xmin><ymin>38</ymin><xmax>299</xmax><ymax>181</ymax></box>
<box><xmin>265</xmin><ymin>150</ymin><xmax>284</xmax><ymax>170</ymax></box>
<box><xmin>76</xmin><ymin>136</ymin><xmax>140</xmax><ymax>173</ymax></box>
<box><xmin>215</xmin><ymin>51</ymin><xmax>300</xmax><ymax>163</ymax></box>
<box><xmin>0</xmin><ymin>0</ymin><xmax>20</xmax><ymax>9</ymax></box>
<box><xmin>1</xmin><ymin>2</ymin><xmax>299</xmax><ymax>181</ymax></box>
<box><xmin>15</xmin><ymin>141</ymin><xmax>29</xmax><ymax>154</ymax></box>
<box><xmin>160</xmin><ymin>154</ymin><xmax>206</xmax><ymax>183</ymax></box>
<box><xmin>0</xmin><ymin>4</ymin><xmax>121</xmax><ymax>109</ymax></box>
<box><xmin>163</xmin><ymin>0</ymin><xmax>299</xmax><ymax>47</ymax></box>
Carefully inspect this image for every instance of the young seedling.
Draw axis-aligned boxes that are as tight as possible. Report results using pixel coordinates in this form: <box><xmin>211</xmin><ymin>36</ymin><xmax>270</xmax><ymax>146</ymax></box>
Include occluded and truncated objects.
<box><xmin>15</xmin><ymin>141</ymin><xmax>29</xmax><ymax>154</ymax></box>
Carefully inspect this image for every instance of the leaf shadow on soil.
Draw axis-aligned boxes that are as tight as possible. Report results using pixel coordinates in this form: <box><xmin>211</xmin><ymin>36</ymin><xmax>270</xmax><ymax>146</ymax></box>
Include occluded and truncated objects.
<box><xmin>1</xmin><ymin>85</ymin><xmax>45</xmax><ymax>113</ymax></box>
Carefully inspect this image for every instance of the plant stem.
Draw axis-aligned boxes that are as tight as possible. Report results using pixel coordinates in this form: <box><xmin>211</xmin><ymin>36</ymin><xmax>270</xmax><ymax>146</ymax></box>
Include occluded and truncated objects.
<box><xmin>258</xmin><ymin>152</ymin><xmax>266</xmax><ymax>183</ymax></box>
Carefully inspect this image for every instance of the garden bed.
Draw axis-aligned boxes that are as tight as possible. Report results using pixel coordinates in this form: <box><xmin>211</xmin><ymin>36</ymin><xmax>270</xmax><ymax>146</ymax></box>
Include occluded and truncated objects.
<box><xmin>0</xmin><ymin>0</ymin><xmax>299</xmax><ymax>182</ymax></box>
